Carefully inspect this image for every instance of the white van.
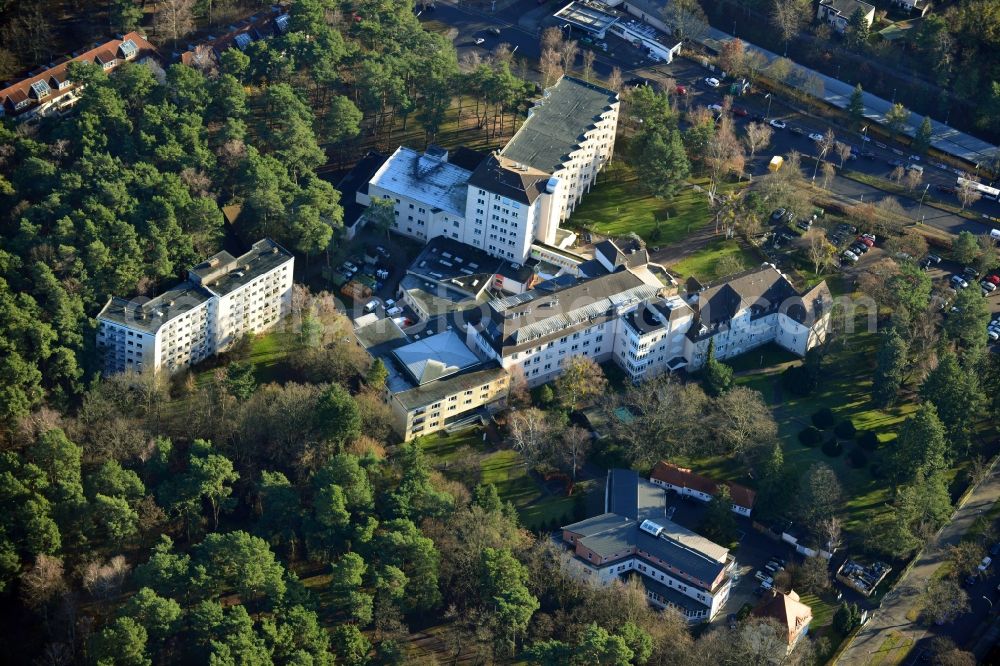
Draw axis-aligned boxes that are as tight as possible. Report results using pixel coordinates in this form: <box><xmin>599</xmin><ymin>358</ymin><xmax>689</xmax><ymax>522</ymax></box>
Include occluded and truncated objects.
<box><xmin>979</xmin><ymin>556</ymin><xmax>992</xmax><ymax>572</ymax></box>
<box><xmin>363</xmin><ymin>300</ymin><xmax>379</xmax><ymax>314</ymax></box>
<box><xmin>990</xmin><ymin>228</ymin><xmax>1000</xmax><ymax>241</ymax></box>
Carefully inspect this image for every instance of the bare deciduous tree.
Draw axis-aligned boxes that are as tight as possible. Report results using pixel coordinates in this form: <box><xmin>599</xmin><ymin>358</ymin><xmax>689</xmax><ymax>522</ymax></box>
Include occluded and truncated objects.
<box><xmin>801</xmin><ymin>227</ymin><xmax>837</xmax><ymax>274</ymax></box>
<box><xmin>508</xmin><ymin>408</ymin><xmax>553</xmax><ymax>465</ymax></box>
<box><xmin>705</xmin><ymin>118</ymin><xmax>746</xmax><ymax>200</ymax></box>
<box><xmin>770</xmin><ymin>0</ymin><xmax>810</xmax><ymax>54</ymax></box>
<box><xmin>561</xmin><ymin>40</ymin><xmax>579</xmax><ymax>73</ymax></box>
<box><xmin>836</xmin><ymin>142</ymin><xmax>853</xmax><ymax>167</ymax></box>
<box><xmin>21</xmin><ymin>555</ymin><xmax>67</xmax><ymax>613</ymax></box>
<box><xmin>904</xmin><ymin>167</ymin><xmax>923</xmax><ymax>191</ymax></box>
<box><xmin>81</xmin><ymin>556</ymin><xmax>131</xmax><ymax>601</ymax></box>
<box><xmin>154</xmin><ymin>0</ymin><xmax>196</xmax><ymax>47</ymax></box>
<box><xmin>660</xmin><ymin>0</ymin><xmax>710</xmax><ymax>43</ymax></box>
<box><xmin>607</xmin><ymin>66</ymin><xmax>623</xmax><ymax>93</ymax></box>
<box><xmin>541</xmin><ymin>26</ymin><xmax>563</xmax><ymax>52</ymax></box>
<box><xmin>581</xmin><ymin>50</ymin><xmax>596</xmax><ymax>81</ymax></box>
<box><xmin>821</xmin><ymin>161</ymin><xmax>837</xmax><ymax>189</ymax></box>
<box><xmin>743</xmin><ymin>122</ymin><xmax>773</xmax><ymax>161</ymax></box>
<box><xmin>957</xmin><ymin>178</ymin><xmax>982</xmax><ymax>210</ymax></box>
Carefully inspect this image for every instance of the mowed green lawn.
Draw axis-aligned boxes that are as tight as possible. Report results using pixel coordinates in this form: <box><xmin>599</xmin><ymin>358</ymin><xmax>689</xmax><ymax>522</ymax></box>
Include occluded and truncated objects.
<box><xmin>668</xmin><ymin>238</ymin><xmax>760</xmax><ymax>283</ymax></box>
<box><xmin>679</xmin><ymin>318</ymin><xmax>919</xmax><ymax>536</ymax></box>
<box><xmin>569</xmin><ymin>164</ymin><xmax>738</xmax><ymax>245</ymax></box>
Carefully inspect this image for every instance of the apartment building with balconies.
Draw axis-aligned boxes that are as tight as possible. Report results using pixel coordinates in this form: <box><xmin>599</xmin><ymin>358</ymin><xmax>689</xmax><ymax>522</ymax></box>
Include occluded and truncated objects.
<box><xmin>97</xmin><ymin>239</ymin><xmax>293</xmax><ymax>374</ymax></box>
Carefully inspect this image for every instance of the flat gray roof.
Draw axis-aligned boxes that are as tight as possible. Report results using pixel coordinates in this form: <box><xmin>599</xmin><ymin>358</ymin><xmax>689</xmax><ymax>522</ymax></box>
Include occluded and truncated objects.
<box><xmin>392</xmin><ymin>330</ymin><xmax>480</xmax><ymax>385</ymax></box>
<box><xmin>98</xmin><ymin>283</ymin><xmax>213</xmax><ymax>334</ymax></box>
<box><xmin>500</xmin><ymin>76</ymin><xmax>617</xmax><ymax>174</ymax></box>
<box><xmin>198</xmin><ymin>239</ymin><xmax>293</xmax><ymax>297</ymax></box>
<box><xmin>554</xmin><ymin>0</ymin><xmax>621</xmax><ymax>34</ymax></box>
<box><xmin>391</xmin><ymin>362</ymin><xmax>507</xmax><ymax>411</ymax></box>
<box><xmin>369</xmin><ymin>146</ymin><xmax>471</xmax><ymax>217</ymax></box>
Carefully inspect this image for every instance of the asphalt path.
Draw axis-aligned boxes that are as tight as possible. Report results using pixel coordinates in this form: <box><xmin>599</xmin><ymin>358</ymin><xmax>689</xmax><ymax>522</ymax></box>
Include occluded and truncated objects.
<box><xmin>837</xmin><ymin>461</ymin><xmax>1000</xmax><ymax>665</ymax></box>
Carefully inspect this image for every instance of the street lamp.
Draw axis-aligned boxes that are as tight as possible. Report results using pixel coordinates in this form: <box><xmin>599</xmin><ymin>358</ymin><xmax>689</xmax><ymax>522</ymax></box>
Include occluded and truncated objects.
<box><xmin>892</xmin><ymin>88</ymin><xmax>897</xmax><ymax>103</ymax></box>
<box><xmin>983</xmin><ymin>596</ymin><xmax>993</xmax><ymax>609</ymax></box>
<box><xmin>918</xmin><ymin>183</ymin><xmax>930</xmax><ymax>217</ymax></box>
<box><xmin>765</xmin><ymin>93</ymin><xmax>772</xmax><ymax>119</ymax></box>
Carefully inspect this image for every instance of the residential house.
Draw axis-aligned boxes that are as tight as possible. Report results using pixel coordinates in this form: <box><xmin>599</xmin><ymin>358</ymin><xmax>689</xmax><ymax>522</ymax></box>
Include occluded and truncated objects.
<box><xmin>0</xmin><ymin>32</ymin><xmax>158</xmax><ymax>120</ymax></box>
<box><xmin>650</xmin><ymin>461</ymin><xmax>757</xmax><ymax>516</ymax></box>
<box><xmin>817</xmin><ymin>0</ymin><xmax>875</xmax><ymax>33</ymax></box>
<box><xmin>561</xmin><ymin>469</ymin><xmax>736</xmax><ymax>622</ymax></box>
<box><xmin>97</xmin><ymin>239</ymin><xmax>293</xmax><ymax>375</ymax></box>
<box><xmin>752</xmin><ymin>589</ymin><xmax>813</xmax><ymax>651</ymax></box>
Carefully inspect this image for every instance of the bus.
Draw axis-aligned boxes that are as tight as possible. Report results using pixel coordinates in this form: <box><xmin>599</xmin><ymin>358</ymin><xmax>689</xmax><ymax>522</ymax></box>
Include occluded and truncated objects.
<box><xmin>957</xmin><ymin>177</ymin><xmax>1000</xmax><ymax>200</ymax></box>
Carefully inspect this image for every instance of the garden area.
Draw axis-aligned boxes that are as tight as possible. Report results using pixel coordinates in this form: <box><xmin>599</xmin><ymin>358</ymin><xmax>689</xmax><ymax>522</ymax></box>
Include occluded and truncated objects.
<box><xmin>677</xmin><ymin>318</ymin><xmax>921</xmax><ymax>538</ymax></box>
<box><xmin>567</xmin><ymin>162</ymin><xmax>744</xmax><ymax>247</ymax></box>
<box><xmin>668</xmin><ymin>237</ymin><xmax>760</xmax><ymax>283</ymax></box>
<box><xmin>415</xmin><ymin>428</ymin><xmax>592</xmax><ymax>532</ymax></box>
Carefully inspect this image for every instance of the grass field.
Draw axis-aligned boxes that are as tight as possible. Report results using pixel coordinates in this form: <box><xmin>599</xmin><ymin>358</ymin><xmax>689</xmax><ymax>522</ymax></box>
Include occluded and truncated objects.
<box><xmin>677</xmin><ymin>316</ymin><xmax>921</xmax><ymax>537</ymax></box>
<box><xmin>668</xmin><ymin>238</ymin><xmax>760</xmax><ymax>283</ymax></box>
<box><xmin>568</xmin><ymin>163</ymin><xmax>744</xmax><ymax>246</ymax></box>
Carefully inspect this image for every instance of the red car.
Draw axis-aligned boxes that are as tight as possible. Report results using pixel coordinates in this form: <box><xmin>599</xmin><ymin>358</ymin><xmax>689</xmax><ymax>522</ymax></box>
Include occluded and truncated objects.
<box><xmin>675</xmin><ymin>85</ymin><xmax>687</xmax><ymax>96</ymax></box>
<box><xmin>988</xmin><ymin>275</ymin><xmax>1000</xmax><ymax>286</ymax></box>
<box><xmin>857</xmin><ymin>236</ymin><xmax>875</xmax><ymax>247</ymax></box>
<box><xmin>731</xmin><ymin>106</ymin><xmax>748</xmax><ymax>117</ymax></box>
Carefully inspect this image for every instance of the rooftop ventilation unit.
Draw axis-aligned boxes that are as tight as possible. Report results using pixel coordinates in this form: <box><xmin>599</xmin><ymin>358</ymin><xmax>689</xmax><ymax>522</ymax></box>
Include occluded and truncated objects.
<box><xmin>639</xmin><ymin>520</ymin><xmax>664</xmax><ymax>538</ymax></box>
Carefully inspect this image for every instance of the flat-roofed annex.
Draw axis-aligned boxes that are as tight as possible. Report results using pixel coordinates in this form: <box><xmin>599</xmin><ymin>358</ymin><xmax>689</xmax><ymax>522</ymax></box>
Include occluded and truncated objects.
<box><xmin>392</xmin><ymin>330</ymin><xmax>481</xmax><ymax>385</ymax></box>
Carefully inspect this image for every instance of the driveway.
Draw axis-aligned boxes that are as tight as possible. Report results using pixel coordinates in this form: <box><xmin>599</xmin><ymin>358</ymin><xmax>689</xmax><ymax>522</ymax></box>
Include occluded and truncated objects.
<box><xmin>837</xmin><ymin>459</ymin><xmax>1000</xmax><ymax>665</ymax></box>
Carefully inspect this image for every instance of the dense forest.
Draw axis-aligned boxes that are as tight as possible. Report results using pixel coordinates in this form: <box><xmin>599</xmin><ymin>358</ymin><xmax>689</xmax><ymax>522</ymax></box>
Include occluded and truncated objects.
<box><xmin>0</xmin><ymin>1</ymin><xmax>806</xmax><ymax>663</ymax></box>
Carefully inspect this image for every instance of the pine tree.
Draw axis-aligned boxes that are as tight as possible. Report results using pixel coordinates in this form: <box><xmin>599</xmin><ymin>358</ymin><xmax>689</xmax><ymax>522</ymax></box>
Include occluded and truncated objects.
<box><xmin>872</xmin><ymin>328</ymin><xmax>909</xmax><ymax>407</ymax></box>
<box><xmin>912</xmin><ymin>116</ymin><xmax>934</xmax><ymax>155</ymax></box>
<box><xmin>701</xmin><ymin>340</ymin><xmax>733</xmax><ymax>397</ymax></box>
<box><xmin>847</xmin><ymin>84</ymin><xmax>865</xmax><ymax>130</ymax></box>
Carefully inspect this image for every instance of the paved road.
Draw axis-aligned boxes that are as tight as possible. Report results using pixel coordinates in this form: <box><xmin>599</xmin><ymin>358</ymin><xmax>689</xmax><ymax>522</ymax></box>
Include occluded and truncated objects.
<box><xmin>838</xmin><ymin>460</ymin><xmax>1000</xmax><ymax>665</ymax></box>
<box><xmin>687</xmin><ymin>22</ymin><xmax>1000</xmax><ymax>167</ymax></box>
<box><xmin>426</xmin><ymin>3</ymin><xmax>1000</xmax><ymax>240</ymax></box>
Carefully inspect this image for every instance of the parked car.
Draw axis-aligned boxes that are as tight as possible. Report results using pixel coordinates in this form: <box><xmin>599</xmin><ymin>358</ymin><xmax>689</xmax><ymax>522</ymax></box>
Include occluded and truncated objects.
<box><xmin>857</xmin><ymin>236</ymin><xmax>875</xmax><ymax>247</ymax></box>
<box><xmin>708</xmin><ymin>103</ymin><xmax>723</xmax><ymax>113</ymax></box>
<box><xmin>797</xmin><ymin>220</ymin><xmax>812</xmax><ymax>231</ymax></box>
<box><xmin>987</xmin><ymin>275</ymin><xmax>1000</xmax><ymax>285</ymax></box>
<box><xmin>732</xmin><ymin>106</ymin><xmax>748</xmax><ymax>117</ymax></box>
<box><xmin>790</xmin><ymin>126</ymin><xmax>805</xmax><ymax>136</ymax></box>
<box><xmin>675</xmin><ymin>84</ymin><xmax>687</xmax><ymax>95</ymax></box>
<box><xmin>375</xmin><ymin>245</ymin><xmax>390</xmax><ymax>258</ymax></box>
<box><xmin>764</xmin><ymin>562</ymin><xmax>782</xmax><ymax>574</ymax></box>
<box><xmin>861</xmin><ymin>233</ymin><xmax>876</xmax><ymax>242</ymax></box>
<box><xmin>927</xmin><ymin>253</ymin><xmax>942</xmax><ymax>264</ymax></box>
<box><xmin>386</xmin><ymin>306</ymin><xmax>404</xmax><ymax>316</ymax></box>
<box><xmin>979</xmin><ymin>556</ymin><xmax>993</xmax><ymax>572</ymax></box>
<box><xmin>964</xmin><ymin>266</ymin><xmax>981</xmax><ymax>280</ymax></box>
<box><xmin>951</xmin><ymin>275</ymin><xmax>970</xmax><ymax>289</ymax></box>
<box><xmin>705</xmin><ymin>77</ymin><xmax>721</xmax><ymax>88</ymax></box>
<box><xmin>906</xmin><ymin>163</ymin><xmax>924</xmax><ymax>174</ymax></box>
<box><xmin>754</xmin><ymin>570</ymin><xmax>769</xmax><ymax>582</ymax></box>
<box><xmin>842</xmin><ymin>250</ymin><xmax>859</xmax><ymax>262</ymax></box>
<box><xmin>808</xmin><ymin>132</ymin><xmax>825</xmax><ymax>142</ymax></box>
<box><xmin>989</xmin><ymin>329</ymin><xmax>999</xmax><ymax>342</ymax></box>
<box><xmin>769</xmin><ymin>119</ymin><xmax>787</xmax><ymax>130</ymax></box>
<box><xmin>770</xmin><ymin>208</ymin><xmax>786</xmax><ymax>221</ymax></box>
<box><xmin>363</xmin><ymin>299</ymin><xmax>380</xmax><ymax>313</ymax></box>
<box><xmin>982</xmin><ymin>280</ymin><xmax>997</xmax><ymax>293</ymax></box>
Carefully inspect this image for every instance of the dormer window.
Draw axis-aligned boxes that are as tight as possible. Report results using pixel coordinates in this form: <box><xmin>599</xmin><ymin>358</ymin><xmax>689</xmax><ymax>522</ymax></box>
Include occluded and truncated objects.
<box><xmin>29</xmin><ymin>80</ymin><xmax>51</xmax><ymax>100</ymax></box>
<box><xmin>119</xmin><ymin>39</ymin><xmax>138</xmax><ymax>60</ymax></box>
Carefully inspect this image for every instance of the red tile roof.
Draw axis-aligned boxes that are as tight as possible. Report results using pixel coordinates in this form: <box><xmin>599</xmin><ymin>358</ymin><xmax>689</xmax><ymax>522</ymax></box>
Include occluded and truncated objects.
<box><xmin>752</xmin><ymin>589</ymin><xmax>812</xmax><ymax>645</ymax></box>
<box><xmin>0</xmin><ymin>31</ymin><xmax>158</xmax><ymax>117</ymax></box>
<box><xmin>650</xmin><ymin>461</ymin><xmax>757</xmax><ymax>509</ymax></box>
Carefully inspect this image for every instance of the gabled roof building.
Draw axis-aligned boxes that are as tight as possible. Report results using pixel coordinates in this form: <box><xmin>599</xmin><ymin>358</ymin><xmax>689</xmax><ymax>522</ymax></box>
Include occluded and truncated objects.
<box><xmin>561</xmin><ymin>469</ymin><xmax>736</xmax><ymax>622</ymax></box>
<box><xmin>0</xmin><ymin>32</ymin><xmax>158</xmax><ymax>120</ymax></box>
<box><xmin>651</xmin><ymin>461</ymin><xmax>757</xmax><ymax>516</ymax></box>
<box><xmin>752</xmin><ymin>589</ymin><xmax>813</xmax><ymax>650</ymax></box>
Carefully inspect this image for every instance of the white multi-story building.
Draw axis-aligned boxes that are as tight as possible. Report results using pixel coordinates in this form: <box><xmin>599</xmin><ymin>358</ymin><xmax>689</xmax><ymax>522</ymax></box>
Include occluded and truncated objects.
<box><xmin>97</xmin><ymin>239</ymin><xmax>294</xmax><ymax>374</ymax></box>
<box><xmin>467</xmin><ymin>242</ymin><xmax>832</xmax><ymax>387</ymax></box>
<box><xmin>367</xmin><ymin>145</ymin><xmax>473</xmax><ymax>245</ymax></box>
<box><xmin>357</xmin><ymin>76</ymin><xmax>619</xmax><ymax>264</ymax></box>
<box><xmin>561</xmin><ymin>469</ymin><xmax>736</xmax><ymax>622</ymax></box>
<box><xmin>498</xmin><ymin>75</ymin><xmax>619</xmax><ymax>223</ymax></box>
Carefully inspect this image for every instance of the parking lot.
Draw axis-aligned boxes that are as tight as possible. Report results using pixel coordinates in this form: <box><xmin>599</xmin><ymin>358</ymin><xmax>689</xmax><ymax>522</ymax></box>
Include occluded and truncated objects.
<box><xmin>665</xmin><ymin>495</ymin><xmax>808</xmax><ymax>621</ymax></box>
<box><xmin>331</xmin><ymin>231</ymin><xmax>422</xmax><ymax>325</ymax></box>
